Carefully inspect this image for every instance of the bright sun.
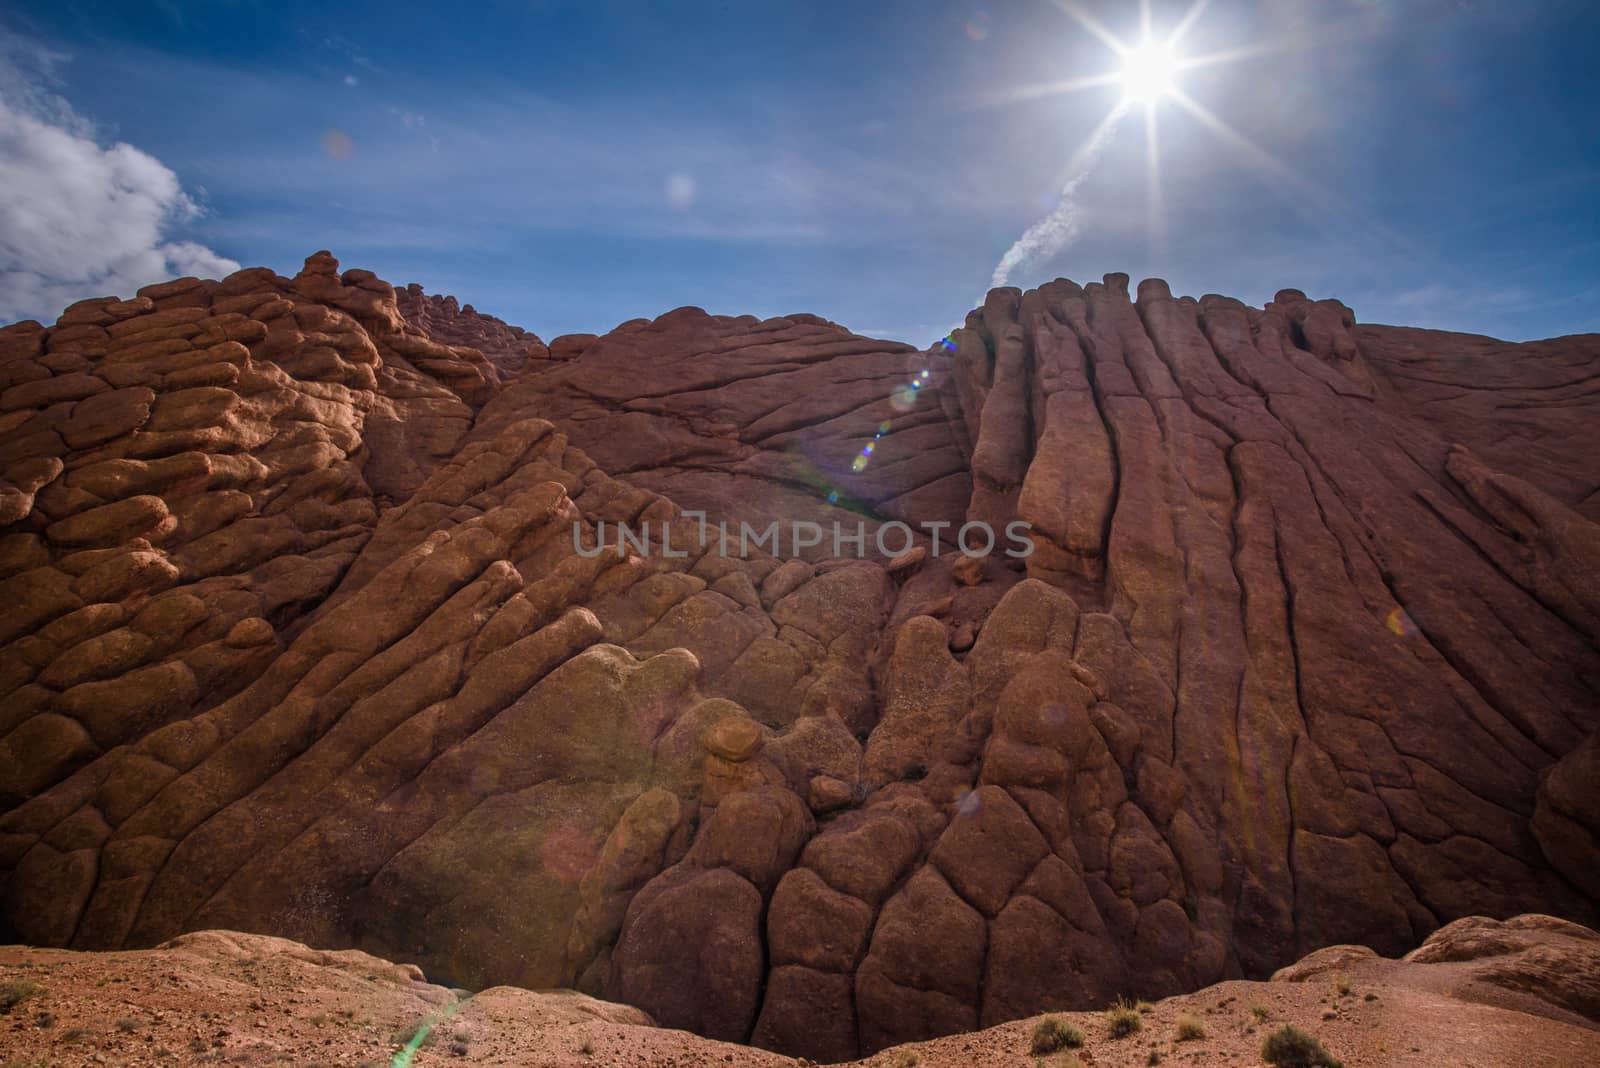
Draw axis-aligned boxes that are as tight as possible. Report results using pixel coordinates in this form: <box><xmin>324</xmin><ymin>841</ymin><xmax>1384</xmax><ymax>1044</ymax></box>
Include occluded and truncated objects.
<box><xmin>1121</xmin><ymin>38</ymin><xmax>1179</xmax><ymax>104</ymax></box>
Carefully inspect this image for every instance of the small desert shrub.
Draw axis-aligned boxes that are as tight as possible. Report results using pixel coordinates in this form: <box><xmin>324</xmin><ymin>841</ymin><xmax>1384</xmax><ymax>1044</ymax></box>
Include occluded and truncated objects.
<box><xmin>1036</xmin><ymin>1055</ymin><xmax>1081</xmax><ymax>1068</ymax></box>
<box><xmin>1333</xmin><ymin>976</ymin><xmax>1351</xmax><ymax>997</ymax></box>
<box><xmin>1176</xmin><ymin>1013</ymin><xmax>1206</xmax><ymax>1041</ymax></box>
<box><xmin>115</xmin><ymin>1017</ymin><xmax>142</xmax><ymax>1032</ymax></box>
<box><xmin>1262</xmin><ymin>1024</ymin><xmax>1343</xmax><ymax>1068</ymax></box>
<box><xmin>0</xmin><ymin>980</ymin><xmax>42</xmax><ymax>1013</ymax></box>
<box><xmin>1136</xmin><ymin>999</ymin><xmax>1155</xmax><ymax>1014</ymax></box>
<box><xmin>890</xmin><ymin>1051</ymin><xmax>920</xmax><ymax>1068</ymax></box>
<box><xmin>1030</xmin><ymin>1016</ymin><xmax>1085</xmax><ymax>1054</ymax></box>
<box><xmin>1105</xmin><ymin>998</ymin><xmax>1142</xmax><ymax>1038</ymax></box>
<box><xmin>1250</xmin><ymin>1002</ymin><xmax>1271</xmax><ymax>1022</ymax></box>
<box><xmin>1147</xmin><ymin>1052</ymin><xmax>1163</xmax><ymax>1066</ymax></box>
<box><xmin>578</xmin><ymin>1036</ymin><xmax>595</xmax><ymax>1055</ymax></box>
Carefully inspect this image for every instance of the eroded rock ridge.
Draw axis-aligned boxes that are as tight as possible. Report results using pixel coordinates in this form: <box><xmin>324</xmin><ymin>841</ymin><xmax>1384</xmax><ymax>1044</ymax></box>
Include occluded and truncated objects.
<box><xmin>0</xmin><ymin>256</ymin><xmax>1595</xmax><ymax>1061</ymax></box>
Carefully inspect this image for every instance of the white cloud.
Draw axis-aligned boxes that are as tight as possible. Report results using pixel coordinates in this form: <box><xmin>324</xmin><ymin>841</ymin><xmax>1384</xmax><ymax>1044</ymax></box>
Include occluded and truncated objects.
<box><xmin>0</xmin><ymin>41</ymin><xmax>239</xmax><ymax>325</ymax></box>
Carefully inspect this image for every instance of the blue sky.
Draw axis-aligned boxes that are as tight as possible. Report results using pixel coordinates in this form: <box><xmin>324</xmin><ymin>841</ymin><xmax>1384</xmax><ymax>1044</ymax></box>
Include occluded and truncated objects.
<box><xmin>2</xmin><ymin>0</ymin><xmax>1597</xmax><ymax>344</ymax></box>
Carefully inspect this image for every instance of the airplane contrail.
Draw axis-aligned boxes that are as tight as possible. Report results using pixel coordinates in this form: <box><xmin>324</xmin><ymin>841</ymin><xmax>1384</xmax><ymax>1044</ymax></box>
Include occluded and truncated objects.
<box><xmin>988</xmin><ymin>102</ymin><xmax>1129</xmax><ymax>291</ymax></box>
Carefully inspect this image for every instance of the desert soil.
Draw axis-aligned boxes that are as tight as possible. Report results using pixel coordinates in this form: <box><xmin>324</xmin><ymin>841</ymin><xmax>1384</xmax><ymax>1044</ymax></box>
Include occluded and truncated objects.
<box><xmin>0</xmin><ymin>924</ymin><xmax>1595</xmax><ymax>1067</ymax></box>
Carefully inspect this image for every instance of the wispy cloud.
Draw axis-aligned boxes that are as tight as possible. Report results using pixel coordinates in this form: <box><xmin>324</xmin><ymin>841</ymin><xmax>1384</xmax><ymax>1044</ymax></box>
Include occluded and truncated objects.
<box><xmin>0</xmin><ymin>31</ymin><xmax>238</xmax><ymax>324</ymax></box>
<box><xmin>94</xmin><ymin>42</ymin><xmax>992</xmax><ymax>253</ymax></box>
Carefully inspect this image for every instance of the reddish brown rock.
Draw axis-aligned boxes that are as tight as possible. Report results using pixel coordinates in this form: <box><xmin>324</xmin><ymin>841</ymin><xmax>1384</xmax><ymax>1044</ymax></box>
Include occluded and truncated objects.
<box><xmin>0</xmin><ymin>256</ymin><xmax>1595</xmax><ymax>1061</ymax></box>
<box><xmin>614</xmin><ymin>867</ymin><xmax>765</xmax><ymax>1042</ymax></box>
<box><xmin>396</xmin><ymin>281</ymin><xmax>550</xmax><ymax>374</ymax></box>
<box><xmin>2</xmin><ymin>919</ymin><xmax>1596</xmax><ymax>1068</ymax></box>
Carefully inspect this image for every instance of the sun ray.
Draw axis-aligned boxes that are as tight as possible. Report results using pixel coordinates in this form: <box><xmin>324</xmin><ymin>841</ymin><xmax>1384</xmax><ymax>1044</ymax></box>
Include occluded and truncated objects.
<box><xmin>1175</xmin><ymin>40</ymin><xmax>1298</xmax><ymax>74</ymax></box>
<box><xmin>1168</xmin><ymin>88</ymin><xmax>1432</xmax><ymax>269</ymax></box>
<box><xmin>1145</xmin><ymin>100</ymin><xmax>1166</xmax><ymax>264</ymax></box>
<box><xmin>1168</xmin><ymin>0</ymin><xmax>1214</xmax><ymax>48</ymax></box>
<box><xmin>958</xmin><ymin>71</ymin><xmax>1127</xmax><ymax>113</ymax></box>
<box><xmin>1050</xmin><ymin>0</ymin><xmax>1129</xmax><ymax>56</ymax></box>
<box><xmin>1168</xmin><ymin>88</ymin><xmax>1337</xmax><ymax>210</ymax></box>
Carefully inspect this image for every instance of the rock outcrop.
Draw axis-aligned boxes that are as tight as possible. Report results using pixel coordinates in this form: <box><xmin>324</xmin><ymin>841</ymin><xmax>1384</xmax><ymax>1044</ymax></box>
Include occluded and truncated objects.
<box><xmin>1</xmin><ymin>916</ymin><xmax>1595</xmax><ymax>1066</ymax></box>
<box><xmin>394</xmin><ymin>282</ymin><xmax>554</xmax><ymax>376</ymax></box>
<box><xmin>0</xmin><ymin>257</ymin><xmax>1595</xmax><ymax>1060</ymax></box>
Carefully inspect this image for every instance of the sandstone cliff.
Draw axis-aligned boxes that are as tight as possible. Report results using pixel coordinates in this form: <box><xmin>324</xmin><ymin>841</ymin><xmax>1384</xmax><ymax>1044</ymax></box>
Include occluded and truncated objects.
<box><xmin>0</xmin><ymin>254</ymin><xmax>1594</xmax><ymax>1060</ymax></box>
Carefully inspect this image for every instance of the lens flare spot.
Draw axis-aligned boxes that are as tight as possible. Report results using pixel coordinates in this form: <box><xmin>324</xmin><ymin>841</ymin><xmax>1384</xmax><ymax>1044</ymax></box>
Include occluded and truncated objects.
<box><xmin>1386</xmin><ymin>607</ymin><xmax>1418</xmax><ymax>637</ymax></box>
<box><xmin>851</xmin><ymin>455</ymin><xmax>869</xmax><ymax>473</ymax></box>
<box><xmin>891</xmin><ymin>385</ymin><xmax>919</xmax><ymax>411</ymax></box>
<box><xmin>321</xmin><ymin>129</ymin><xmax>354</xmax><ymax>159</ymax></box>
<box><xmin>964</xmin><ymin>11</ymin><xmax>992</xmax><ymax>42</ymax></box>
<box><xmin>1040</xmin><ymin>702</ymin><xmax>1069</xmax><ymax>730</ymax></box>
<box><xmin>541</xmin><ymin>824</ymin><xmax>598</xmax><ymax>884</ymax></box>
<box><xmin>665</xmin><ymin>171</ymin><xmax>696</xmax><ymax>210</ymax></box>
<box><xmin>956</xmin><ymin>787</ymin><xmax>982</xmax><ymax>819</ymax></box>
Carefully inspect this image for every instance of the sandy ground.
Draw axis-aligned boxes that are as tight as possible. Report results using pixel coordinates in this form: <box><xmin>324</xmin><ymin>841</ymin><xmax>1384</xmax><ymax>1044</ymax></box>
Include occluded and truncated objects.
<box><xmin>0</xmin><ymin>929</ymin><xmax>1594</xmax><ymax>1067</ymax></box>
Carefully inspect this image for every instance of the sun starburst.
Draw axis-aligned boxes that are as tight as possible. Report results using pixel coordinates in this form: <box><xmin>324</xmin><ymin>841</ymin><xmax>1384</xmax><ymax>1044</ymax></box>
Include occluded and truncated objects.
<box><xmin>1121</xmin><ymin>36</ymin><xmax>1179</xmax><ymax>104</ymax></box>
<box><xmin>978</xmin><ymin>0</ymin><xmax>1398</xmax><ymax>287</ymax></box>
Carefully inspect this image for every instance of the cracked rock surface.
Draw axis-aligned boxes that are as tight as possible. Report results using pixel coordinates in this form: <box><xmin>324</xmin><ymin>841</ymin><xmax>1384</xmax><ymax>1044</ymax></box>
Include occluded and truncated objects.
<box><xmin>0</xmin><ymin>256</ymin><xmax>1595</xmax><ymax>1060</ymax></box>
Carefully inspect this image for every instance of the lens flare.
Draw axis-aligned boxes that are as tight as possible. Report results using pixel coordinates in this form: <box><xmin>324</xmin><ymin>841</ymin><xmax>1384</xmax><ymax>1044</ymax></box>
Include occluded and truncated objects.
<box><xmin>1386</xmin><ymin>607</ymin><xmax>1419</xmax><ymax>637</ymax></box>
<box><xmin>321</xmin><ymin>129</ymin><xmax>354</xmax><ymax>159</ymax></box>
<box><xmin>665</xmin><ymin>172</ymin><xmax>696</xmax><ymax>210</ymax></box>
<box><xmin>541</xmin><ymin>824</ymin><xmax>599</xmax><ymax>883</ymax></box>
<box><xmin>957</xmin><ymin>787</ymin><xmax>982</xmax><ymax>819</ymax></box>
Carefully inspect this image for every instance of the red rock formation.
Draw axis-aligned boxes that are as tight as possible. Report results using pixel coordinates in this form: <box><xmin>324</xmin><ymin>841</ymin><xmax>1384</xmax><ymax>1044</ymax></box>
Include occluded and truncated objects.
<box><xmin>0</xmin><ymin>914</ymin><xmax>1595</xmax><ymax>1066</ymax></box>
<box><xmin>0</xmin><ymin>256</ymin><xmax>1595</xmax><ymax>1061</ymax></box>
<box><xmin>394</xmin><ymin>282</ymin><xmax>553</xmax><ymax>375</ymax></box>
